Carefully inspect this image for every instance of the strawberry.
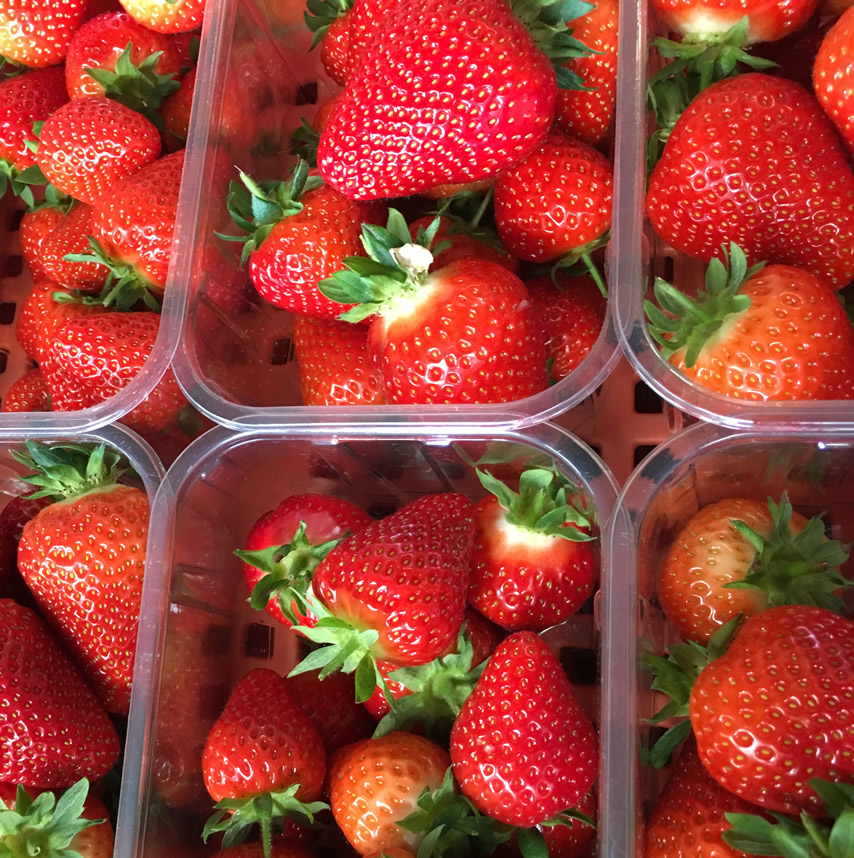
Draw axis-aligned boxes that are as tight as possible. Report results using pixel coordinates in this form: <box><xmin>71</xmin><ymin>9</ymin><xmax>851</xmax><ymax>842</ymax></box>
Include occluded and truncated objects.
<box><xmin>35</xmin><ymin>95</ymin><xmax>161</xmax><ymax>204</ymax></box>
<box><xmin>236</xmin><ymin>492</ymin><xmax>373</xmax><ymax>629</ymax></box>
<box><xmin>161</xmin><ymin>65</ymin><xmax>194</xmax><ymax>149</ymax></box>
<box><xmin>421</xmin><ymin>178</ymin><xmax>494</xmax><ymax>200</ymax></box>
<box><xmin>319</xmin><ymin>211</ymin><xmax>548</xmax><ymax>404</ymax></box>
<box><xmin>316</xmin><ymin>0</ymin><xmax>590</xmax><ymax>200</ymax></box>
<box><xmin>539</xmin><ymin>790</ymin><xmax>597</xmax><ymax>857</ymax></box>
<box><xmin>223</xmin><ymin>162</ymin><xmax>386</xmax><ymax>319</ymax></box>
<box><xmin>19</xmin><ymin>203</ymin><xmax>66</xmax><ymax>280</ymax></box>
<box><xmin>646</xmin><ymin>73</ymin><xmax>854</xmax><ymax>290</ymax></box>
<box><xmin>201</xmin><ymin>668</ymin><xmax>328</xmax><ymax>853</ymax></box>
<box><xmin>117</xmin><ymin>0</ymin><xmax>206</xmax><ymax>33</ymax></box>
<box><xmin>468</xmin><ymin>464</ymin><xmax>597</xmax><ymax>632</ymax></box>
<box><xmin>407</xmin><ymin>214</ymin><xmax>520</xmax><ymax>274</ymax></box>
<box><xmin>328</xmin><ymin>732</ymin><xmax>450</xmax><ymax>855</ymax></box>
<box><xmin>658</xmin><ymin>495</ymin><xmax>849</xmax><ymax>645</ymax></box>
<box><xmin>0</xmin><ymin>599</ymin><xmax>120</xmax><ymax>787</ymax></box>
<box><xmin>1</xmin><ymin>368</ymin><xmax>51</xmax><ymax>412</ymax></box>
<box><xmin>319</xmin><ymin>14</ymin><xmax>351</xmax><ymax>87</ymax></box>
<box><xmin>450</xmin><ymin>631</ymin><xmax>599</xmax><ymax>827</ymax></box>
<box><xmin>0</xmin><ymin>493</ymin><xmax>50</xmax><ymax>604</ymax></box>
<box><xmin>213</xmin><ymin>845</ymin><xmax>315</xmax><ymax>858</ymax></box>
<box><xmin>0</xmin><ymin>0</ymin><xmax>89</xmax><ymax>68</ymax></box>
<box><xmin>813</xmin><ymin>5</ymin><xmax>854</xmax><ymax>154</ymax></box>
<box><xmin>554</xmin><ymin>0</ymin><xmax>619</xmax><ymax>144</ymax></box>
<box><xmin>47</xmin><ymin>312</ymin><xmax>188</xmax><ymax>432</ymax></box>
<box><xmin>168</xmin><ymin>28</ymin><xmax>199</xmax><ymax>71</ymax></box>
<box><xmin>65</xmin><ymin>11</ymin><xmax>181</xmax><ymax>118</ymax></box>
<box><xmin>39</xmin><ymin>203</ymin><xmax>109</xmax><ymax>291</ymax></box>
<box><xmin>527</xmin><ymin>271</ymin><xmax>606</xmax><ymax>382</ymax></box>
<box><xmin>646</xmin><ymin>245</ymin><xmax>854</xmax><ymax>400</ymax></box>
<box><xmin>293</xmin><ymin>316</ymin><xmax>386</xmax><ymax>406</ymax></box>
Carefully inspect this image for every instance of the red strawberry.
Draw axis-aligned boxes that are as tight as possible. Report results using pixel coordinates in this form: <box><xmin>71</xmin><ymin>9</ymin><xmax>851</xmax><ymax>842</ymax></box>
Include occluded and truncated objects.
<box><xmin>1</xmin><ymin>368</ymin><xmax>51</xmax><ymax>412</ymax></box>
<box><xmin>16</xmin><ymin>442</ymin><xmax>150</xmax><ymax>715</ymax></box>
<box><xmin>237</xmin><ymin>492</ymin><xmax>373</xmax><ymax>628</ymax></box>
<box><xmin>47</xmin><ymin>312</ymin><xmax>188</xmax><ymax>431</ymax></box>
<box><xmin>0</xmin><ymin>599</ymin><xmax>120</xmax><ymax>787</ymax></box>
<box><xmin>494</xmin><ymin>132</ymin><xmax>613</xmax><ymax>266</ymax></box>
<box><xmin>117</xmin><ymin>0</ymin><xmax>206</xmax><ymax>33</ymax></box>
<box><xmin>329</xmin><ymin>732</ymin><xmax>450</xmax><ymax>855</ymax></box>
<box><xmin>690</xmin><ymin>605</ymin><xmax>854</xmax><ymax>815</ymax></box>
<box><xmin>540</xmin><ymin>790</ymin><xmax>597</xmax><ymax>858</ymax></box>
<box><xmin>293</xmin><ymin>316</ymin><xmax>386</xmax><ymax>406</ymax></box>
<box><xmin>468</xmin><ymin>465</ymin><xmax>597</xmax><ymax>632</ymax></box>
<box><xmin>527</xmin><ymin>271</ymin><xmax>606</xmax><ymax>382</ymax></box>
<box><xmin>646</xmin><ymin>73</ymin><xmax>854</xmax><ymax>290</ymax></box>
<box><xmin>647</xmin><ymin>246</ymin><xmax>854</xmax><ymax>400</ymax></box>
<box><xmin>814</xmin><ymin>5</ymin><xmax>854</xmax><ymax>154</ymax></box>
<box><xmin>0</xmin><ymin>493</ymin><xmax>51</xmax><ymax>606</ymax></box>
<box><xmin>0</xmin><ymin>0</ymin><xmax>89</xmax><ymax>68</ymax></box>
<box><xmin>19</xmin><ymin>204</ymin><xmax>65</xmax><ymax>281</ymax></box>
<box><xmin>36</xmin><ymin>95</ymin><xmax>161</xmax><ymax>204</ymax></box>
<box><xmin>407</xmin><ymin>214</ymin><xmax>519</xmax><ymax>274</ymax></box>
<box><xmin>554</xmin><ymin>0</ymin><xmax>619</xmax><ymax>145</ymax></box>
<box><xmin>317</xmin><ymin>0</ymin><xmax>560</xmax><ymax>200</ymax></box>
<box><xmin>450</xmin><ymin>631</ymin><xmax>598</xmax><ymax>827</ymax></box>
<box><xmin>161</xmin><ymin>65</ymin><xmax>194</xmax><ymax>149</ymax></box>
<box><xmin>39</xmin><ymin>203</ymin><xmax>109</xmax><ymax>291</ymax></box>
<box><xmin>168</xmin><ymin>28</ymin><xmax>199</xmax><ymax>70</ymax></box>
<box><xmin>65</xmin><ymin>11</ymin><xmax>181</xmax><ymax>116</ymax></box>
<box><xmin>319</xmin><ymin>15</ymin><xmax>351</xmax><ymax>87</ymax></box>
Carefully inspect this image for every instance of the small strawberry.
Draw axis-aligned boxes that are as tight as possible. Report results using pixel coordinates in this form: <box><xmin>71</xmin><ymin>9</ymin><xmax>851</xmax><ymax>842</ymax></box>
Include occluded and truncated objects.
<box><xmin>161</xmin><ymin>65</ymin><xmax>194</xmax><ymax>149</ymax></box>
<box><xmin>0</xmin><ymin>0</ymin><xmax>90</xmax><ymax>68</ymax></box>
<box><xmin>168</xmin><ymin>28</ymin><xmax>199</xmax><ymax>71</ymax></box>
<box><xmin>117</xmin><ymin>0</ymin><xmax>206</xmax><ymax>34</ymax></box>
<box><xmin>0</xmin><ymin>493</ymin><xmax>51</xmax><ymax>606</ymax></box>
<box><xmin>450</xmin><ymin>631</ymin><xmax>599</xmax><ymax>827</ymax></box>
<box><xmin>0</xmin><ymin>599</ymin><xmax>120</xmax><ymax>787</ymax></box>
<box><xmin>540</xmin><ymin>790</ymin><xmax>597</xmax><ymax>858</ymax></box>
<box><xmin>813</xmin><ymin>5</ymin><xmax>854</xmax><ymax>154</ymax></box>
<box><xmin>293</xmin><ymin>316</ymin><xmax>387</xmax><ymax>406</ymax></box>
<box><xmin>1</xmin><ymin>368</ymin><xmax>51</xmax><ymax>412</ymax></box>
<box><xmin>19</xmin><ymin>203</ymin><xmax>66</xmax><ymax>281</ymax></box>
<box><xmin>39</xmin><ymin>203</ymin><xmax>109</xmax><ymax>291</ymax></box>
<box><xmin>35</xmin><ymin>95</ymin><xmax>161</xmax><ymax>204</ymax></box>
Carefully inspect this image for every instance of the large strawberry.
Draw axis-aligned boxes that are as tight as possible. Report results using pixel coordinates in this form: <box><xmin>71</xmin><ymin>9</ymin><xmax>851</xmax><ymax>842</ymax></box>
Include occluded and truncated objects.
<box><xmin>117</xmin><ymin>0</ymin><xmax>206</xmax><ymax>34</ymax></box>
<box><xmin>0</xmin><ymin>599</ymin><xmax>120</xmax><ymax>787</ymax></box>
<box><xmin>450</xmin><ymin>631</ymin><xmax>599</xmax><ymax>827</ymax></box>
<box><xmin>646</xmin><ymin>74</ymin><xmax>854</xmax><ymax>290</ymax></box>
<box><xmin>813</xmin><ymin>5</ymin><xmax>854</xmax><ymax>154</ymax></box>
<box><xmin>319</xmin><ymin>211</ymin><xmax>549</xmax><ymax>404</ymax></box>
<box><xmin>0</xmin><ymin>0</ymin><xmax>90</xmax><ymax>68</ymax></box>
<box><xmin>15</xmin><ymin>441</ymin><xmax>150</xmax><ymax>715</ymax></box>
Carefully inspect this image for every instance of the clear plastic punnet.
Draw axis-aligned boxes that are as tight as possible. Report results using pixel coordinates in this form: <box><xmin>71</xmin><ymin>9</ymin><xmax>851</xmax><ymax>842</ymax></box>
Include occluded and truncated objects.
<box><xmin>608</xmin><ymin>421</ymin><xmax>854</xmax><ymax>857</ymax></box>
<box><xmin>611</xmin><ymin>1</ymin><xmax>854</xmax><ymax>432</ymax></box>
<box><xmin>117</xmin><ymin>421</ymin><xmax>623</xmax><ymax>857</ymax></box>
<box><xmin>167</xmin><ymin>0</ymin><xmax>622</xmax><ymax>432</ymax></box>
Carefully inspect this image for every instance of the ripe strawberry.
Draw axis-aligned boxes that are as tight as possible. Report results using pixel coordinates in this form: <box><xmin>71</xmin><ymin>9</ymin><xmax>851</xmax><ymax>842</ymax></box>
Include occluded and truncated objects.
<box><xmin>39</xmin><ymin>203</ymin><xmax>109</xmax><ymax>291</ymax></box>
<box><xmin>168</xmin><ymin>28</ymin><xmax>199</xmax><ymax>71</ymax></box>
<box><xmin>0</xmin><ymin>0</ymin><xmax>89</xmax><ymax>68</ymax></box>
<box><xmin>540</xmin><ymin>790</ymin><xmax>597</xmax><ymax>858</ymax></box>
<box><xmin>320</xmin><ymin>212</ymin><xmax>548</xmax><ymax>404</ymax></box>
<box><xmin>35</xmin><ymin>95</ymin><xmax>161</xmax><ymax>204</ymax></box>
<box><xmin>293</xmin><ymin>316</ymin><xmax>386</xmax><ymax>406</ymax></box>
<box><xmin>0</xmin><ymin>494</ymin><xmax>51</xmax><ymax>608</ymax></box>
<box><xmin>450</xmin><ymin>631</ymin><xmax>598</xmax><ymax>827</ymax></box>
<box><xmin>236</xmin><ymin>492</ymin><xmax>373</xmax><ymax>629</ymax></box>
<box><xmin>329</xmin><ymin>732</ymin><xmax>450</xmax><ymax>855</ymax></box>
<box><xmin>421</xmin><ymin>178</ymin><xmax>494</xmax><ymax>200</ymax></box>
<box><xmin>161</xmin><ymin>65</ymin><xmax>194</xmax><ymax>149</ymax></box>
<box><xmin>0</xmin><ymin>599</ymin><xmax>120</xmax><ymax>787</ymax></box>
<box><xmin>1</xmin><ymin>368</ymin><xmax>50</xmax><ymax>412</ymax></box>
<box><xmin>647</xmin><ymin>245</ymin><xmax>854</xmax><ymax>400</ymax></box>
<box><xmin>646</xmin><ymin>73</ymin><xmax>854</xmax><ymax>290</ymax></box>
<box><xmin>527</xmin><ymin>271</ymin><xmax>606</xmax><ymax>381</ymax></box>
<box><xmin>813</xmin><ymin>5</ymin><xmax>854</xmax><ymax>153</ymax></box>
<box><xmin>658</xmin><ymin>496</ymin><xmax>848</xmax><ymax>645</ymax></box>
<box><xmin>117</xmin><ymin>0</ymin><xmax>206</xmax><ymax>33</ymax></box>
<box><xmin>646</xmin><ymin>742</ymin><xmax>762</xmax><ymax>858</ymax></box>
<box><xmin>494</xmin><ymin>132</ymin><xmax>613</xmax><ymax>269</ymax></box>
<box><xmin>65</xmin><ymin>11</ymin><xmax>181</xmax><ymax>117</ymax></box>
<box><xmin>47</xmin><ymin>312</ymin><xmax>188</xmax><ymax>432</ymax></box>
<box><xmin>16</xmin><ymin>442</ymin><xmax>150</xmax><ymax>716</ymax></box>
<box><xmin>554</xmin><ymin>0</ymin><xmax>618</xmax><ymax>144</ymax></box>
<box><xmin>407</xmin><ymin>214</ymin><xmax>519</xmax><ymax>274</ymax></box>
<box><xmin>690</xmin><ymin>606</ymin><xmax>853</xmax><ymax>815</ymax></box>
<box><xmin>19</xmin><ymin>204</ymin><xmax>66</xmax><ymax>280</ymax></box>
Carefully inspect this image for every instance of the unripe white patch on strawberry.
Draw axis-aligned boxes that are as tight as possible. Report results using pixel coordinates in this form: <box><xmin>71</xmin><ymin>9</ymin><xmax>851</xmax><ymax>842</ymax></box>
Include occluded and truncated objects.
<box><xmin>380</xmin><ymin>271</ymin><xmax>444</xmax><ymax>327</ymax></box>
<box><xmin>497</xmin><ymin>512</ymin><xmax>562</xmax><ymax>551</ymax></box>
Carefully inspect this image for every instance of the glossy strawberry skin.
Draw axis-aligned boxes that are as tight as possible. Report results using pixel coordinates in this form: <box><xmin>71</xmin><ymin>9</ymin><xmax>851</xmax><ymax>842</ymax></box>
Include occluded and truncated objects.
<box><xmin>540</xmin><ymin>789</ymin><xmax>597</xmax><ymax>858</ymax></box>
<box><xmin>36</xmin><ymin>96</ymin><xmax>161</xmax><ymax>204</ymax></box>
<box><xmin>813</xmin><ymin>5</ymin><xmax>854</xmax><ymax>154</ymax></box>
<box><xmin>371</xmin><ymin>259</ymin><xmax>548</xmax><ymax>404</ymax></box>
<box><xmin>646</xmin><ymin>74</ymin><xmax>854</xmax><ymax>290</ymax></box>
<box><xmin>39</xmin><ymin>203</ymin><xmax>109</xmax><ymax>291</ymax></box>
<box><xmin>202</xmin><ymin>668</ymin><xmax>326</xmax><ymax>803</ymax></box>
<box><xmin>495</xmin><ymin>133</ymin><xmax>614</xmax><ymax>263</ymax></box>
<box><xmin>1</xmin><ymin>368</ymin><xmax>51</xmax><ymax>413</ymax></box>
<box><xmin>408</xmin><ymin>215</ymin><xmax>519</xmax><ymax>274</ymax></box>
<box><xmin>450</xmin><ymin>631</ymin><xmax>599</xmax><ymax>827</ymax></box>
<box><xmin>161</xmin><ymin>66</ymin><xmax>194</xmax><ymax>148</ymax></box>
<box><xmin>321</xmin><ymin>15</ymin><xmax>351</xmax><ymax>87</ymax></box>
<box><xmin>0</xmin><ymin>0</ymin><xmax>89</xmax><ymax>67</ymax></box>
<box><xmin>0</xmin><ymin>67</ymin><xmax>68</xmax><ymax>171</ymax></box>
<box><xmin>318</xmin><ymin>0</ymin><xmax>557</xmax><ymax>200</ymax></box>
<box><xmin>313</xmin><ymin>493</ymin><xmax>475</xmax><ymax>666</ymax></box>
<box><xmin>337</xmin><ymin>0</ymin><xmax>399</xmax><ymax>84</ymax></box>
<box><xmin>19</xmin><ymin>206</ymin><xmax>65</xmax><ymax>281</ymax></box>
<box><xmin>118</xmin><ymin>0</ymin><xmax>206</xmax><ymax>33</ymax></box>
<box><xmin>293</xmin><ymin>316</ymin><xmax>386</xmax><ymax>407</ymax></box>
<box><xmin>0</xmin><ymin>599</ymin><xmax>120</xmax><ymax>787</ymax></box>
<box><xmin>690</xmin><ymin>605</ymin><xmax>854</xmax><ymax>816</ymax></box>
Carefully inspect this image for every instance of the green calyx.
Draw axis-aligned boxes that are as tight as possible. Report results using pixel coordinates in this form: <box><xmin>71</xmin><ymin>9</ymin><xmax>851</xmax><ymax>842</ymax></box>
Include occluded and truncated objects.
<box><xmin>724</xmin><ymin>779</ymin><xmax>854</xmax><ymax>858</ymax></box>
<box><xmin>478</xmin><ymin>463</ymin><xmax>595</xmax><ymax>542</ymax></box>
<box><xmin>550</xmin><ymin>236</ymin><xmax>609</xmax><ymax>298</ymax></box>
<box><xmin>11</xmin><ymin>442</ymin><xmax>127</xmax><ymax>503</ymax></box>
<box><xmin>202</xmin><ymin>785</ymin><xmax>328</xmax><ymax>858</ymax></box>
<box><xmin>0</xmin><ymin>779</ymin><xmax>102</xmax><ymax>858</ymax></box>
<box><xmin>290</xmin><ymin>118</ymin><xmax>321</xmax><ymax>167</ymax></box>
<box><xmin>727</xmin><ymin>495</ymin><xmax>851</xmax><ymax>615</ymax></box>
<box><xmin>645</xmin><ymin>242</ymin><xmax>762</xmax><ymax>368</ymax></box>
<box><xmin>218</xmin><ymin>160</ymin><xmax>324</xmax><ymax>265</ymax></box>
<box><xmin>235</xmin><ymin>521</ymin><xmax>345</xmax><ymax>617</ymax></box>
<box><xmin>85</xmin><ymin>44</ymin><xmax>180</xmax><ymax>127</ymax></box>
<box><xmin>304</xmin><ymin>0</ymin><xmax>353</xmax><ymax>49</ymax></box>
<box><xmin>509</xmin><ymin>0</ymin><xmax>596</xmax><ymax>91</ymax></box>
<box><xmin>644</xmin><ymin>616</ymin><xmax>742</xmax><ymax>769</ymax></box>
<box><xmin>318</xmin><ymin>208</ymin><xmax>441</xmax><ymax>324</ymax></box>
<box><xmin>0</xmin><ymin>158</ymin><xmax>48</xmax><ymax>209</ymax></box>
